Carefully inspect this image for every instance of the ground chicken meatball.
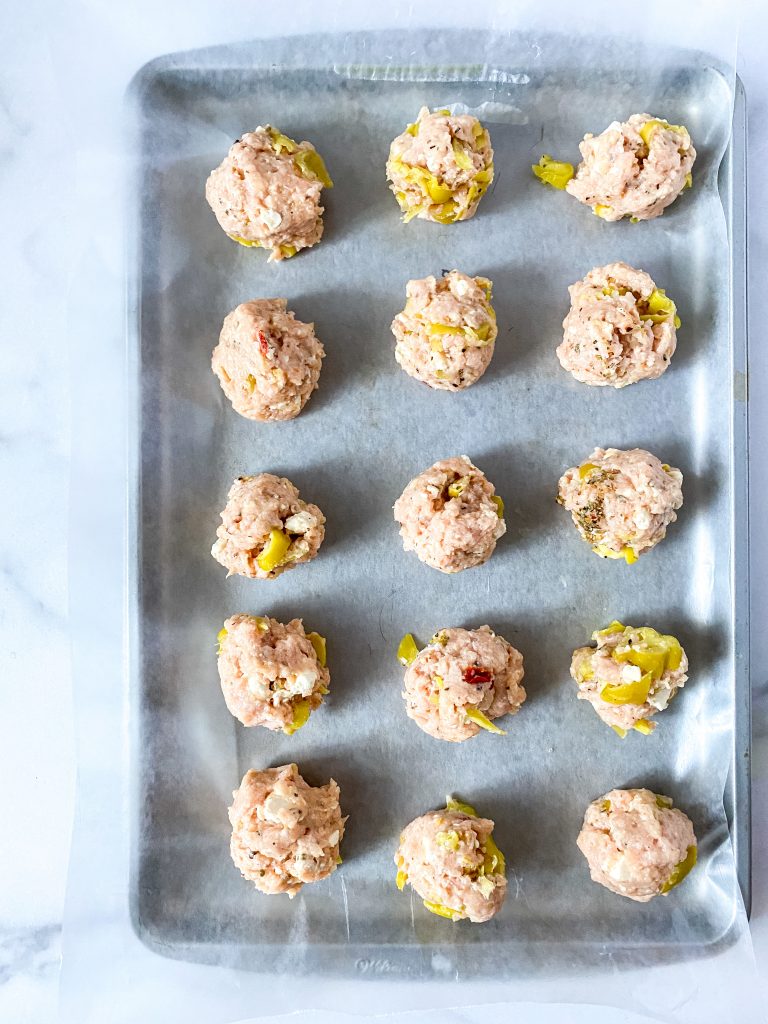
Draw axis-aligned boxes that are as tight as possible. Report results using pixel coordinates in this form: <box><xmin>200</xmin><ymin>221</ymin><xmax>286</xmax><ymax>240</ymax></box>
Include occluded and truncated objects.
<box><xmin>565</xmin><ymin>114</ymin><xmax>696</xmax><ymax>222</ymax></box>
<box><xmin>212</xmin><ymin>473</ymin><xmax>325</xmax><ymax>579</ymax></box>
<box><xmin>229</xmin><ymin>764</ymin><xmax>345</xmax><ymax>897</ymax></box>
<box><xmin>212</xmin><ymin>299</ymin><xmax>324</xmax><ymax>421</ymax></box>
<box><xmin>391</xmin><ymin>271</ymin><xmax>497</xmax><ymax>390</ymax></box>
<box><xmin>558</xmin><ymin>262</ymin><xmax>679</xmax><ymax>387</ymax></box>
<box><xmin>217</xmin><ymin>614</ymin><xmax>329</xmax><ymax>733</ymax></box>
<box><xmin>205</xmin><ymin>125</ymin><xmax>333</xmax><ymax>261</ymax></box>
<box><xmin>557</xmin><ymin>448</ymin><xmax>683</xmax><ymax>563</ymax></box>
<box><xmin>399</xmin><ymin>626</ymin><xmax>525</xmax><ymax>741</ymax></box>
<box><xmin>577</xmin><ymin>788</ymin><xmax>697</xmax><ymax>902</ymax></box>
<box><xmin>395</xmin><ymin>797</ymin><xmax>507</xmax><ymax>922</ymax></box>
<box><xmin>571</xmin><ymin>621</ymin><xmax>688</xmax><ymax>737</ymax></box>
<box><xmin>394</xmin><ymin>456</ymin><xmax>505</xmax><ymax>573</ymax></box>
<box><xmin>386</xmin><ymin>106</ymin><xmax>494</xmax><ymax>224</ymax></box>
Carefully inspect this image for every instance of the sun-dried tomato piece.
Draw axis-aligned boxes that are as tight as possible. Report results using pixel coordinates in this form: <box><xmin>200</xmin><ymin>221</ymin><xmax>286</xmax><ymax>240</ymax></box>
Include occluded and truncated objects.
<box><xmin>257</xmin><ymin>330</ymin><xmax>269</xmax><ymax>357</ymax></box>
<box><xmin>463</xmin><ymin>666</ymin><xmax>492</xmax><ymax>686</ymax></box>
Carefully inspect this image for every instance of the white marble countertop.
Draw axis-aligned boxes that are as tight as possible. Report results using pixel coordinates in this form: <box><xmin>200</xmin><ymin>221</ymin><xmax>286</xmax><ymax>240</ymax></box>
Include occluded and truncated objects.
<box><xmin>1</xmin><ymin>2</ymin><xmax>766</xmax><ymax>1021</ymax></box>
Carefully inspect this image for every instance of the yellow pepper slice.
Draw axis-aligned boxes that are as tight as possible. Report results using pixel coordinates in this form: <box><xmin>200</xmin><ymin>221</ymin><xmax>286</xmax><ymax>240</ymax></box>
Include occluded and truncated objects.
<box><xmin>579</xmin><ymin>462</ymin><xmax>598</xmax><ymax>480</ymax></box>
<box><xmin>277</xmin><ymin>243</ymin><xmax>298</xmax><ymax>260</ymax></box>
<box><xmin>405</xmin><ymin>121</ymin><xmax>418</xmax><ymax>137</ymax></box>
<box><xmin>600</xmin><ymin>672</ymin><xmax>653</xmax><ymax>706</ymax></box>
<box><xmin>633</xmin><ymin>720</ymin><xmax>654</xmax><ymax>735</ymax></box>
<box><xmin>267</xmin><ymin>127</ymin><xmax>298</xmax><ymax>154</ymax></box>
<box><xmin>245</xmin><ymin>374</ymin><xmax>257</xmax><ymax>393</ymax></box>
<box><xmin>435</xmin><ymin>830</ymin><xmax>461</xmax><ymax>851</ymax></box>
<box><xmin>613</xmin><ymin>627</ymin><xmax>684</xmax><ymax>679</ymax></box>
<box><xmin>257</xmin><ymin>528</ymin><xmax>291</xmax><ymax>572</ymax></box>
<box><xmin>532</xmin><ymin>154</ymin><xmax>575</xmax><ymax>190</ymax></box>
<box><xmin>451</xmin><ymin>137</ymin><xmax>474</xmax><ymax>171</ymax></box>
<box><xmin>294</xmin><ymin>149</ymin><xmax>333</xmax><ymax>188</ymax></box>
<box><xmin>397</xmin><ymin>633</ymin><xmax>420</xmax><ymax>666</ymax></box>
<box><xmin>574</xmin><ymin>659</ymin><xmax>594</xmax><ymax>683</ymax></box>
<box><xmin>423</xmin><ymin>900</ymin><xmax>463</xmax><ymax>921</ymax></box>
<box><xmin>228</xmin><ymin>234</ymin><xmax>262</xmax><ymax>247</ymax></box>
<box><xmin>283</xmin><ymin>697</ymin><xmax>311</xmax><ymax>736</ymax></box>
<box><xmin>431</xmin><ymin>200</ymin><xmax>459</xmax><ymax>224</ymax></box>
<box><xmin>685</xmin><ymin>172</ymin><xmax>693</xmax><ymax>189</ymax></box>
<box><xmin>448</xmin><ymin>476</ymin><xmax>470</xmax><ymax>498</ymax></box>
<box><xmin>306</xmin><ymin>631</ymin><xmax>327</xmax><ymax>667</ymax></box>
<box><xmin>660</xmin><ymin>845</ymin><xmax>697</xmax><ymax>893</ymax></box>
<box><xmin>611</xmin><ymin>724</ymin><xmax>628</xmax><ymax>739</ymax></box>
<box><xmin>446</xmin><ymin>796</ymin><xmax>477</xmax><ymax>817</ymax></box>
<box><xmin>593</xmin><ymin>204</ymin><xmax>613</xmax><ymax>219</ymax></box>
<box><xmin>481</xmin><ymin>833</ymin><xmax>506</xmax><ymax>876</ymax></box>
<box><xmin>595</xmin><ymin>621</ymin><xmax>626</xmax><ymax>638</ymax></box>
<box><xmin>396</xmin><ymin>868</ymin><xmax>408</xmax><ymax>890</ymax></box>
<box><xmin>465</xmin><ymin>707</ymin><xmax>506</xmax><ymax>735</ymax></box>
<box><xmin>216</xmin><ymin>627</ymin><xmax>228</xmax><ymax>654</ymax></box>
<box><xmin>600</xmin><ymin>799</ymin><xmax>612</xmax><ymax>812</ymax></box>
<box><xmin>592</xmin><ymin>544</ymin><xmax>638</xmax><ymax>565</ymax></box>
<box><xmin>639</xmin><ymin>288</ymin><xmax>681</xmax><ymax>329</ymax></box>
<box><xmin>425</xmin><ymin>178</ymin><xmax>454</xmax><ymax>205</ymax></box>
<box><xmin>428</xmin><ymin>322</ymin><xmax>465</xmax><ymax>337</ymax></box>
<box><xmin>491</xmin><ymin>495</ymin><xmax>504</xmax><ymax>518</ymax></box>
<box><xmin>638</xmin><ymin>119</ymin><xmax>686</xmax><ymax>147</ymax></box>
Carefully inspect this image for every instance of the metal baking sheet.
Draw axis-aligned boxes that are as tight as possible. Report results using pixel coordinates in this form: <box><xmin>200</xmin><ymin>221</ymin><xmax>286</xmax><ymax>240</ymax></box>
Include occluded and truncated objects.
<box><xmin>128</xmin><ymin>31</ymin><xmax>750</xmax><ymax>979</ymax></box>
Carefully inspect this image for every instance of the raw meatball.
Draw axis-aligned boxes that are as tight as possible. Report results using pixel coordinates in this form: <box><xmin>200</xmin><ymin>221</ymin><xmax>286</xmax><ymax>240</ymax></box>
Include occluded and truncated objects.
<box><xmin>557</xmin><ymin>448</ymin><xmax>683</xmax><ymax>563</ymax></box>
<box><xmin>212</xmin><ymin>473</ymin><xmax>325</xmax><ymax>579</ymax></box>
<box><xmin>229</xmin><ymin>763</ymin><xmax>345</xmax><ymax>897</ymax></box>
<box><xmin>401</xmin><ymin>626</ymin><xmax>525</xmax><ymax>741</ymax></box>
<box><xmin>391</xmin><ymin>271</ymin><xmax>497</xmax><ymax>390</ymax></box>
<box><xmin>577</xmin><ymin>788</ymin><xmax>697</xmax><ymax>902</ymax></box>
<box><xmin>571</xmin><ymin>621</ymin><xmax>688</xmax><ymax>736</ymax></box>
<box><xmin>212</xmin><ymin>299</ymin><xmax>324</xmax><ymax>421</ymax></box>
<box><xmin>394</xmin><ymin>456</ymin><xmax>505</xmax><ymax>573</ymax></box>
<box><xmin>558</xmin><ymin>262</ymin><xmax>679</xmax><ymax>387</ymax></box>
<box><xmin>395</xmin><ymin>797</ymin><xmax>507</xmax><ymax>922</ymax></box>
<box><xmin>565</xmin><ymin>114</ymin><xmax>696</xmax><ymax>222</ymax></box>
<box><xmin>217</xmin><ymin>614</ymin><xmax>329</xmax><ymax>733</ymax></box>
<box><xmin>205</xmin><ymin>125</ymin><xmax>333</xmax><ymax>261</ymax></box>
<box><xmin>386</xmin><ymin>106</ymin><xmax>494</xmax><ymax>224</ymax></box>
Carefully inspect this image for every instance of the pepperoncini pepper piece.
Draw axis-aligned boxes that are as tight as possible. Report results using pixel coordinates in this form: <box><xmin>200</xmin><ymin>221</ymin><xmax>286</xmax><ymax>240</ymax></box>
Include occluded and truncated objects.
<box><xmin>451</xmin><ymin>137</ymin><xmax>474</xmax><ymax>171</ymax></box>
<box><xmin>423</xmin><ymin>900</ymin><xmax>463</xmax><ymax>921</ymax></box>
<box><xmin>306</xmin><ymin>631</ymin><xmax>327</xmax><ymax>667</ymax></box>
<box><xmin>397</xmin><ymin>633</ymin><xmax>420</xmax><ymax>666</ymax></box>
<box><xmin>639</xmin><ymin>288</ymin><xmax>681</xmax><ymax>329</ymax></box>
<box><xmin>613</xmin><ymin>627</ymin><xmax>684</xmax><ymax>679</ymax></box>
<box><xmin>600</xmin><ymin>672</ymin><xmax>653</xmax><ymax>706</ymax></box>
<box><xmin>256</xmin><ymin>528</ymin><xmax>291</xmax><ymax>572</ymax></box>
<box><xmin>660</xmin><ymin>845</ymin><xmax>697</xmax><ymax>893</ymax></box>
<box><xmin>267</xmin><ymin>127</ymin><xmax>299</xmax><ymax>154</ymax></box>
<box><xmin>532</xmin><ymin>154</ymin><xmax>575</xmax><ymax>190</ymax></box>
<box><xmin>592</xmin><ymin>543</ymin><xmax>638</xmax><ymax>565</ymax></box>
<box><xmin>294</xmin><ymin>149</ymin><xmax>333</xmax><ymax>188</ymax></box>
<box><xmin>465</xmin><ymin>707</ymin><xmax>506</xmax><ymax>735</ymax></box>
<box><xmin>491</xmin><ymin>495</ymin><xmax>504</xmax><ymax>518</ymax></box>
<box><xmin>638</xmin><ymin>119</ymin><xmax>686</xmax><ymax>147</ymax></box>
<box><xmin>283</xmin><ymin>697</ymin><xmax>311</xmax><ymax>736</ymax></box>
<box><xmin>481</xmin><ymin>833</ymin><xmax>506</xmax><ymax>876</ymax></box>
<box><xmin>446</xmin><ymin>796</ymin><xmax>477</xmax><ymax>817</ymax></box>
